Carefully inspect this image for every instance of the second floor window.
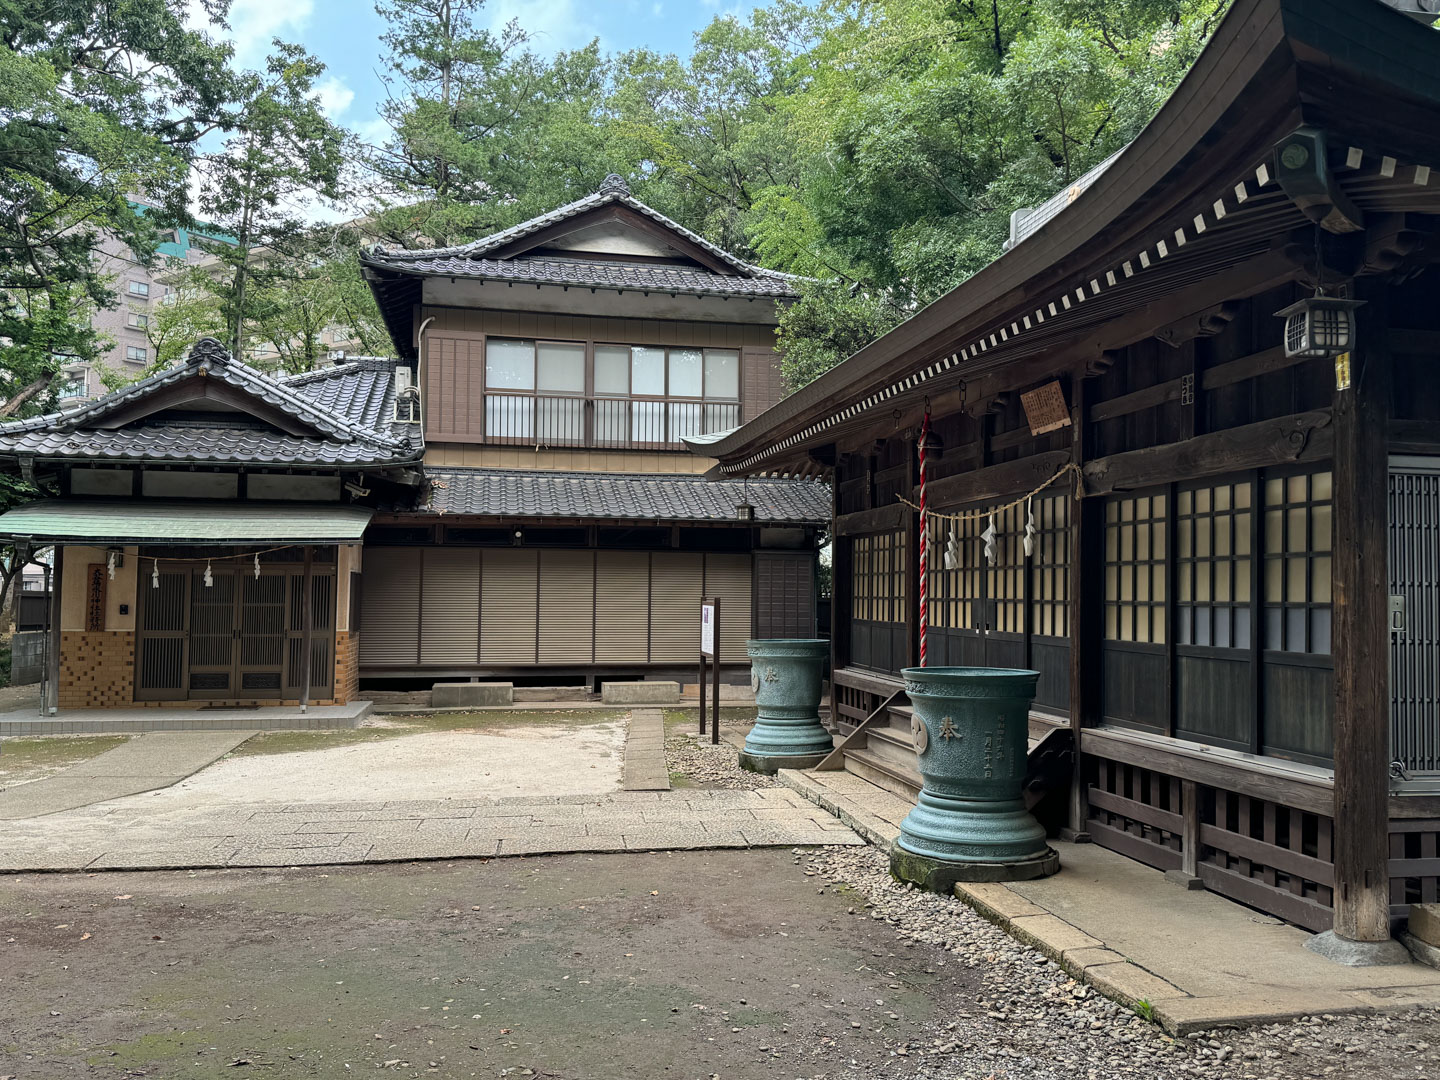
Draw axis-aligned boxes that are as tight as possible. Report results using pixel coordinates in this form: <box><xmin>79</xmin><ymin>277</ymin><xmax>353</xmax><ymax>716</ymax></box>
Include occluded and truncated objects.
<box><xmin>127</xmin><ymin>311</ymin><xmax>147</xmax><ymax>329</ymax></box>
<box><xmin>483</xmin><ymin>339</ymin><xmax>741</xmax><ymax>446</ymax></box>
<box><xmin>125</xmin><ymin>346</ymin><xmax>147</xmax><ymax>363</ymax></box>
<box><xmin>128</xmin><ymin>280</ymin><xmax>150</xmax><ymax>297</ymax></box>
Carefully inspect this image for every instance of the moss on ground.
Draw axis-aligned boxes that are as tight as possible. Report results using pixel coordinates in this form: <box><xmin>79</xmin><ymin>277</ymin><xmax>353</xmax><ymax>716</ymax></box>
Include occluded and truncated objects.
<box><xmin>229</xmin><ymin>709</ymin><xmax>626</xmax><ymax>758</ymax></box>
<box><xmin>662</xmin><ymin>706</ymin><xmax>757</xmax><ymax>731</ymax></box>
<box><xmin>0</xmin><ymin>734</ymin><xmax>129</xmax><ymax>786</ymax></box>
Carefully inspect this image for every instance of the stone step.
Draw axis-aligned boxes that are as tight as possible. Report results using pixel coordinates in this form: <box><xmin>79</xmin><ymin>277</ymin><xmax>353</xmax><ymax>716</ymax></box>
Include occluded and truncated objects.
<box><xmin>863</xmin><ymin>723</ymin><xmax>922</xmax><ymax>774</ymax></box>
<box><xmin>843</xmin><ymin>747</ymin><xmax>923</xmax><ymax>803</ymax></box>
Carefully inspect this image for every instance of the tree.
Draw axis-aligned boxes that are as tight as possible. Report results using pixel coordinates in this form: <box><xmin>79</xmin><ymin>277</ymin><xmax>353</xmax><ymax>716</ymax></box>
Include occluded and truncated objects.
<box><xmin>144</xmin><ymin>267</ymin><xmax>226</xmax><ymax>368</ymax></box>
<box><xmin>193</xmin><ymin>42</ymin><xmax>346</xmax><ymax>360</ymax></box>
<box><xmin>0</xmin><ymin>0</ymin><xmax>236</xmax><ymax>416</ymax></box>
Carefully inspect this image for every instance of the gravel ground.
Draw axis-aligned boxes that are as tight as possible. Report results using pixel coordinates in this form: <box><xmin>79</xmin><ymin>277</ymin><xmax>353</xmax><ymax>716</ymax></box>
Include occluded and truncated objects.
<box><xmin>800</xmin><ymin>844</ymin><xmax>1440</xmax><ymax>1080</ymax></box>
<box><xmin>665</xmin><ymin>726</ymin><xmax>777</xmax><ymax>789</ymax></box>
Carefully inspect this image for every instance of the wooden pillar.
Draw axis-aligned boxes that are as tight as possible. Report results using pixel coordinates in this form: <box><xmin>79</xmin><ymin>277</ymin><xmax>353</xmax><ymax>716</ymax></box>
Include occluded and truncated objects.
<box><xmin>47</xmin><ymin>545</ymin><xmax>63</xmax><ymax>714</ymax></box>
<box><xmin>299</xmin><ymin>545</ymin><xmax>314</xmax><ymax>713</ymax></box>
<box><xmin>904</xmin><ymin>436</ymin><xmax>920</xmax><ymax>670</ymax></box>
<box><xmin>829</xmin><ymin>458</ymin><xmax>850</xmax><ymax>719</ymax></box>
<box><xmin>1065</xmin><ymin>374</ymin><xmax>1099</xmax><ymax>841</ymax></box>
<box><xmin>1331</xmin><ymin>290</ymin><xmax>1392</xmax><ymax>944</ymax></box>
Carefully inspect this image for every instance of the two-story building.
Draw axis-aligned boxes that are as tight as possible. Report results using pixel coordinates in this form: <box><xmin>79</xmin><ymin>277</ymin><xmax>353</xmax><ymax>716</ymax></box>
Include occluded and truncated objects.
<box><xmin>0</xmin><ymin>177</ymin><xmax>827</xmax><ymax>710</ymax></box>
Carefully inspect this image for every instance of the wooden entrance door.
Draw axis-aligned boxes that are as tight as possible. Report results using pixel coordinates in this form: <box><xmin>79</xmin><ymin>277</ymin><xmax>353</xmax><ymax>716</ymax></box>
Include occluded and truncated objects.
<box><xmin>135</xmin><ymin>564</ymin><xmax>334</xmax><ymax>701</ymax></box>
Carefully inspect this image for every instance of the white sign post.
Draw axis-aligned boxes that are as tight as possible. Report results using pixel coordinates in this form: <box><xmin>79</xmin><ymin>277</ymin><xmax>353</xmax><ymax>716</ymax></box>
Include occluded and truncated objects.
<box><xmin>698</xmin><ymin>598</ymin><xmax>720</xmax><ymax>744</ymax></box>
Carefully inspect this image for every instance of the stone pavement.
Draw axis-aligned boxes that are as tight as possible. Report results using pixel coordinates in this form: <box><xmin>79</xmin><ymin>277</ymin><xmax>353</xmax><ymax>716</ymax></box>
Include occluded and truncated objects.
<box><xmin>780</xmin><ymin>767</ymin><xmax>1440</xmax><ymax>1033</ymax></box>
<box><xmin>0</xmin><ymin>731</ymin><xmax>257</xmax><ymax>820</ymax></box>
<box><xmin>0</xmin><ymin>787</ymin><xmax>863</xmax><ymax>872</ymax></box>
<box><xmin>622</xmin><ymin>708</ymin><xmax>670</xmax><ymax>790</ymax></box>
<box><xmin>0</xmin><ymin>701</ymin><xmax>369</xmax><ymax>736</ymax></box>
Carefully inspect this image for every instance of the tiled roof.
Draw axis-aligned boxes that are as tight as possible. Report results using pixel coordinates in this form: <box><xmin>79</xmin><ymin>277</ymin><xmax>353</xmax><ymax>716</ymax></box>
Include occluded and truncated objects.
<box><xmin>368</xmin><ymin>254</ymin><xmax>801</xmax><ymax>298</ymax></box>
<box><xmin>423</xmin><ymin>468</ymin><xmax>830</xmax><ymax>525</ymax></box>
<box><xmin>362</xmin><ymin>174</ymin><xmax>802</xmax><ymax>300</ymax></box>
<box><xmin>0</xmin><ymin>340</ymin><xmax>423</xmax><ymax>469</ymax></box>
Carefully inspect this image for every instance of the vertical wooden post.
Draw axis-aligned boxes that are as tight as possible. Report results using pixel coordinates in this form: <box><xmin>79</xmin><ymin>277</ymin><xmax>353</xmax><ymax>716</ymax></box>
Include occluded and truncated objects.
<box><xmin>1331</xmin><ymin>290</ymin><xmax>1392</xmax><ymax>944</ymax></box>
<box><xmin>1065</xmin><ymin>375</ymin><xmax>1096</xmax><ymax>841</ymax></box>
<box><xmin>299</xmin><ymin>545</ymin><xmax>314</xmax><ymax>713</ymax></box>
<box><xmin>699</xmin><ymin>602</ymin><xmax>707</xmax><ymax>736</ymax></box>
<box><xmin>47</xmin><ymin>546</ymin><xmax>64</xmax><ymax>715</ymax></box>
<box><xmin>1173</xmin><ymin>778</ymin><xmax>1203</xmax><ymax>889</ymax></box>
<box><xmin>712</xmin><ymin>597</ymin><xmax>722</xmax><ymax>745</ymax></box>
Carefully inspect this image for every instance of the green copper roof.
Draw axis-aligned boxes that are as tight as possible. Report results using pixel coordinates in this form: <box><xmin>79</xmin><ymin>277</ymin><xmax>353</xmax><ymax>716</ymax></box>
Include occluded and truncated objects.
<box><xmin>0</xmin><ymin>501</ymin><xmax>373</xmax><ymax>544</ymax></box>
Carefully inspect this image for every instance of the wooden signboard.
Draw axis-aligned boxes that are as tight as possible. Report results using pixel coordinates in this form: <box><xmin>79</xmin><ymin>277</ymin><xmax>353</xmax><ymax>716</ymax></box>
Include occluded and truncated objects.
<box><xmin>86</xmin><ymin>563</ymin><xmax>107</xmax><ymax>632</ymax></box>
<box><xmin>1020</xmin><ymin>380</ymin><xmax>1072</xmax><ymax>436</ymax></box>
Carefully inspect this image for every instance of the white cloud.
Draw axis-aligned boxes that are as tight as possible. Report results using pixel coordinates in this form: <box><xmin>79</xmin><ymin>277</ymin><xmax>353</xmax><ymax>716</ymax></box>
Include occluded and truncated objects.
<box><xmin>312</xmin><ymin>75</ymin><xmax>355</xmax><ymax>118</ymax></box>
<box><xmin>484</xmin><ymin>0</ymin><xmax>602</xmax><ymax>56</ymax></box>
<box><xmin>188</xmin><ymin>0</ymin><xmax>316</xmax><ymax>66</ymax></box>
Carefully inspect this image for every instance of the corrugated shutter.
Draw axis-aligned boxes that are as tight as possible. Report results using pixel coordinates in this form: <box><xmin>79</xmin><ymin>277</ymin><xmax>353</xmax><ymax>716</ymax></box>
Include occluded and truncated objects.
<box><xmin>755</xmin><ymin>553</ymin><xmax>816</xmax><ymax>639</ymax></box>
<box><xmin>481</xmin><ymin>548</ymin><xmax>538</xmax><ymax>664</ymax></box>
<box><xmin>596</xmin><ymin>551</ymin><xmax>649</xmax><ymax>662</ymax></box>
<box><xmin>649</xmin><ymin>552</ymin><xmax>703</xmax><ymax>662</ymax></box>
<box><xmin>705</xmin><ymin>553</ymin><xmax>753</xmax><ymax>663</ymax></box>
<box><xmin>741</xmin><ymin>348</ymin><xmax>785</xmax><ymax>423</ymax></box>
<box><xmin>421</xmin><ymin>547</ymin><xmax>481</xmax><ymax>663</ymax></box>
<box><xmin>359</xmin><ymin>547</ymin><xmax>421</xmax><ymax>664</ymax></box>
<box><xmin>540</xmin><ymin>550</ymin><xmax>595</xmax><ymax>663</ymax></box>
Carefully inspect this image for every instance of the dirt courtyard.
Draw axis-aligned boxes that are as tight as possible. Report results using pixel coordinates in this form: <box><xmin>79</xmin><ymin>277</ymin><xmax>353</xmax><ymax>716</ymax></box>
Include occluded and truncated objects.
<box><xmin>0</xmin><ymin>849</ymin><xmax>966</xmax><ymax>1079</ymax></box>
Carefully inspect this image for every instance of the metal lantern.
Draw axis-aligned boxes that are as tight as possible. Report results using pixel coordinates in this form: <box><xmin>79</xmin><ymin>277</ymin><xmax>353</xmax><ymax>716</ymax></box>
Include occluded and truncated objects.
<box><xmin>735</xmin><ymin>501</ymin><xmax>755</xmax><ymax>522</ymax></box>
<box><xmin>1274</xmin><ymin>297</ymin><xmax>1365</xmax><ymax>359</ymax></box>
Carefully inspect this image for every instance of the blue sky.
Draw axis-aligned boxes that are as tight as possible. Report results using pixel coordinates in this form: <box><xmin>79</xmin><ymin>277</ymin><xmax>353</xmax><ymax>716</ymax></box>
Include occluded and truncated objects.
<box><xmin>199</xmin><ymin>0</ymin><xmax>767</xmax><ymax>150</ymax></box>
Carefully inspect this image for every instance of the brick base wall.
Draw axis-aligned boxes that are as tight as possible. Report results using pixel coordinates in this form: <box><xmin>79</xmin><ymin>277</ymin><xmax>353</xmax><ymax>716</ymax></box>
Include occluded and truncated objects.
<box><xmin>334</xmin><ymin>630</ymin><xmax>359</xmax><ymax>705</ymax></box>
<box><xmin>58</xmin><ymin>632</ymin><xmax>135</xmax><ymax>709</ymax></box>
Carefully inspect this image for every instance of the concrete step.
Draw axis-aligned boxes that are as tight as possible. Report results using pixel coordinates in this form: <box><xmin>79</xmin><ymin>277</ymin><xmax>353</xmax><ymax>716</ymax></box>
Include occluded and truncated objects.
<box><xmin>843</xmin><ymin>747</ymin><xmax>923</xmax><ymax>803</ymax></box>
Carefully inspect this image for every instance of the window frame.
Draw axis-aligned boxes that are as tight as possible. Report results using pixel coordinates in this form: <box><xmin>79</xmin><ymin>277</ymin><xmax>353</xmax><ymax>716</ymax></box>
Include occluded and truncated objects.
<box><xmin>127</xmin><ymin>280</ymin><xmax>150</xmax><ymax>298</ymax></box>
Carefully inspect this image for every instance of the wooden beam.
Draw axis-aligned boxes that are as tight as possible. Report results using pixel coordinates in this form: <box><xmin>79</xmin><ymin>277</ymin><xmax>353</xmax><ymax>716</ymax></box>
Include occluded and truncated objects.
<box><xmin>1389</xmin><ymin>420</ymin><xmax>1440</xmax><ymax>454</ymax></box>
<box><xmin>924</xmin><ymin>450</ymin><xmax>1072</xmax><ymax>509</ymax></box>
<box><xmin>833</xmin><ymin>503</ymin><xmax>907</xmax><ymax>538</ymax></box>
<box><xmin>1330</xmin><ymin>285</ymin><xmax>1393</xmax><ymax>945</ymax></box>
<box><xmin>1082</xmin><ymin>410</ymin><xmax>1332</xmax><ymax>495</ymax></box>
<box><xmin>1065</xmin><ymin>374</ymin><xmax>1098</xmax><ymax>842</ymax></box>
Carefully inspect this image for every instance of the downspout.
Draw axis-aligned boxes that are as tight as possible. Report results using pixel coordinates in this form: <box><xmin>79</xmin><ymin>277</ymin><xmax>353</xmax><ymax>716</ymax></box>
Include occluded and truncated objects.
<box><xmin>415</xmin><ymin>316</ymin><xmax>435</xmax><ymax>434</ymax></box>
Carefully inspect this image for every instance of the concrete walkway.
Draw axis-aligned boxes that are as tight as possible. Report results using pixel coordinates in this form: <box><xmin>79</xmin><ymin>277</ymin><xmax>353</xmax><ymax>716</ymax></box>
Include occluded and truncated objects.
<box><xmin>780</xmin><ymin>767</ymin><xmax>1440</xmax><ymax>1033</ymax></box>
<box><xmin>0</xmin><ymin>787</ymin><xmax>862</xmax><ymax>872</ymax></box>
<box><xmin>0</xmin><ymin>731</ymin><xmax>256</xmax><ymax>820</ymax></box>
<box><xmin>622</xmin><ymin>708</ymin><xmax>671</xmax><ymax>791</ymax></box>
<box><xmin>0</xmin><ymin>702</ymin><xmax>370</xmax><ymax>736</ymax></box>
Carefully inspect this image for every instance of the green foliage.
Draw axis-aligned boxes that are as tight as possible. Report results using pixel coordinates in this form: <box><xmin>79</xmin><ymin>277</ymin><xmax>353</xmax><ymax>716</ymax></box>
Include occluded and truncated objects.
<box><xmin>0</xmin><ymin>0</ymin><xmax>236</xmax><ymax>416</ymax></box>
<box><xmin>193</xmin><ymin>42</ymin><xmax>347</xmax><ymax>359</ymax></box>
<box><xmin>776</xmin><ymin>282</ymin><xmax>906</xmax><ymax>392</ymax></box>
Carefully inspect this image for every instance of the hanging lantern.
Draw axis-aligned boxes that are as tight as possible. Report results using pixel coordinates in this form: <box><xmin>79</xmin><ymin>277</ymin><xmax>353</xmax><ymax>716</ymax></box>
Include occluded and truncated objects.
<box><xmin>1274</xmin><ymin>296</ymin><xmax>1365</xmax><ymax>359</ymax></box>
<box><xmin>735</xmin><ymin>502</ymin><xmax>755</xmax><ymax>522</ymax></box>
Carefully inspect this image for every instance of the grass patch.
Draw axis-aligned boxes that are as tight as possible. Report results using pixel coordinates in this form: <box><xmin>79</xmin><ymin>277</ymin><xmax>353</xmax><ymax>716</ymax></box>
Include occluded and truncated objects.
<box><xmin>662</xmin><ymin>706</ymin><xmax>757</xmax><ymax>731</ymax></box>
<box><xmin>0</xmin><ymin>733</ymin><xmax>129</xmax><ymax>785</ymax></box>
<box><xmin>230</xmin><ymin>708</ymin><xmax>626</xmax><ymax>758</ymax></box>
<box><xmin>668</xmin><ymin>770</ymin><xmax>696</xmax><ymax>789</ymax></box>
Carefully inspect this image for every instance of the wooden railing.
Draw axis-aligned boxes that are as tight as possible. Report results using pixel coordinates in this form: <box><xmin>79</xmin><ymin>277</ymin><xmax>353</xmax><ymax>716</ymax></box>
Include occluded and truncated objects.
<box><xmin>483</xmin><ymin>392</ymin><xmax>740</xmax><ymax>450</ymax></box>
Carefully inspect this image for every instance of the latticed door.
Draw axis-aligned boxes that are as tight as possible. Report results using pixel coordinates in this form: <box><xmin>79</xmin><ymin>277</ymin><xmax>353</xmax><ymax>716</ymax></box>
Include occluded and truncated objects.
<box><xmin>1390</xmin><ymin>458</ymin><xmax>1440</xmax><ymax>788</ymax></box>
<box><xmin>135</xmin><ymin>571</ymin><xmax>189</xmax><ymax>701</ymax></box>
<box><xmin>188</xmin><ymin>571</ymin><xmax>238</xmax><ymax>698</ymax></box>
<box><xmin>237</xmin><ymin>572</ymin><xmax>287</xmax><ymax>695</ymax></box>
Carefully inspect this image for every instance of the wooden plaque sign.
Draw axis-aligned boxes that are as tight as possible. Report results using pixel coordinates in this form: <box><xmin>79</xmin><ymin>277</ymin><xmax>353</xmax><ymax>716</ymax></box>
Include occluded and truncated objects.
<box><xmin>86</xmin><ymin>563</ymin><xmax>107</xmax><ymax>632</ymax></box>
<box><xmin>1020</xmin><ymin>380</ymin><xmax>1072</xmax><ymax>436</ymax></box>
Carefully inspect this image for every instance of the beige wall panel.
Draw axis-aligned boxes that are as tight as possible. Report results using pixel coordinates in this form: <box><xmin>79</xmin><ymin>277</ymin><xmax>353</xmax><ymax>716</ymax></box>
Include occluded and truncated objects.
<box><xmin>595</xmin><ymin>551</ymin><xmax>649</xmax><ymax>662</ymax></box>
<box><xmin>539</xmin><ymin>550</ymin><xmax>596</xmax><ymax>663</ymax></box>
<box><xmin>60</xmin><ymin>544</ymin><xmax>137</xmax><ymax>632</ymax></box>
<box><xmin>423</xmin><ymin>445</ymin><xmax>716</xmax><ymax>475</ymax></box>
<box><xmin>420</xmin><ymin>547</ymin><xmax>481</xmax><ymax>663</ymax></box>
<box><xmin>704</xmin><ymin>553</ymin><xmax>753</xmax><ymax>664</ymax></box>
<box><xmin>359</xmin><ymin>547</ymin><xmax>421</xmax><ymax>664</ymax></box>
<box><xmin>649</xmin><ymin>552</ymin><xmax>703</xmax><ymax>663</ymax></box>
<box><xmin>480</xmin><ymin>548</ymin><xmax>538</xmax><ymax>664</ymax></box>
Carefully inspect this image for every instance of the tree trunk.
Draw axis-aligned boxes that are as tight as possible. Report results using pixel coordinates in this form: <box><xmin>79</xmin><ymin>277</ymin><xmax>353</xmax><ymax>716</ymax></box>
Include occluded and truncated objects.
<box><xmin>0</xmin><ymin>373</ymin><xmax>55</xmax><ymax>418</ymax></box>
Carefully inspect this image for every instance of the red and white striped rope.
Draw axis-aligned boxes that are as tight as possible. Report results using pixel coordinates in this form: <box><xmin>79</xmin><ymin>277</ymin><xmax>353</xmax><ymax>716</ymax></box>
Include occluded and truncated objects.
<box><xmin>917</xmin><ymin>404</ymin><xmax>929</xmax><ymax>668</ymax></box>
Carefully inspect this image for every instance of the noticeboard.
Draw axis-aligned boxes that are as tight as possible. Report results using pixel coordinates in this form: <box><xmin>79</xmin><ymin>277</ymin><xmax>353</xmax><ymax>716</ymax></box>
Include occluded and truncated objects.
<box><xmin>700</xmin><ymin>601</ymin><xmax>716</xmax><ymax>656</ymax></box>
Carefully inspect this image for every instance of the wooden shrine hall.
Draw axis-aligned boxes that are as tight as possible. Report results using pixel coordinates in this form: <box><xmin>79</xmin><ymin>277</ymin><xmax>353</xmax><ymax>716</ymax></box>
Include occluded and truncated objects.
<box><xmin>691</xmin><ymin>0</ymin><xmax>1440</xmax><ymax>953</ymax></box>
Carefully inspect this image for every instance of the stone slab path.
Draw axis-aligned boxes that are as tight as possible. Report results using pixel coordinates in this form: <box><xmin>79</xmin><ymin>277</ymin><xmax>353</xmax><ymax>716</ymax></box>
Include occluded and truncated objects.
<box><xmin>622</xmin><ymin>708</ymin><xmax>670</xmax><ymax>791</ymax></box>
<box><xmin>0</xmin><ymin>731</ymin><xmax>257</xmax><ymax>820</ymax></box>
<box><xmin>779</xmin><ymin>767</ymin><xmax>1440</xmax><ymax>1032</ymax></box>
<box><xmin>0</xmin><ymin>787</ymin><xmax>863</xmax><ymax>872</ymax></box>
<box><xmin>0</xmin><ymin>702</ymin><xmax>369</xmax><ymax>736</ymax></box>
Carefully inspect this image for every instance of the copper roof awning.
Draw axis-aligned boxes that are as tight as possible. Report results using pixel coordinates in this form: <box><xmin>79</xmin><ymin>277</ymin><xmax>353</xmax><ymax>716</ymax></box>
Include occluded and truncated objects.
<box><xmin>0</xmin><ymin>501</ymin><xmax>374</xmax><ymax>545</ymax></box>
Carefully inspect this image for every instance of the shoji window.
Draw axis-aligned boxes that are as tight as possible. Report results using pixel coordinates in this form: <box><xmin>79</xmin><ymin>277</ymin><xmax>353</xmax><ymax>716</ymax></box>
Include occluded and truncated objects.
<box><xmin>1030</xmin><ymin>492</ymin><xmax>1070</xmax><ymax>640</ymax></box>
<box><xmin>1263</xmin><ymin>470</ymin><xmax>1333</xmax><ymax>655</ymax></box>
<box><xmin>1177</xmin><ymin>478</ymin><xmax>1253</xmax><ymax>649</ymax></box>
<box><xmin>1104</xmin><ymin>492</ymin><xmax>1167</xmax><ymax>645</ymax></box>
